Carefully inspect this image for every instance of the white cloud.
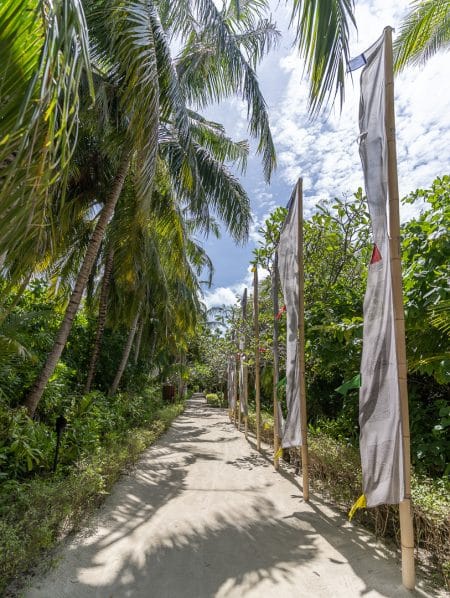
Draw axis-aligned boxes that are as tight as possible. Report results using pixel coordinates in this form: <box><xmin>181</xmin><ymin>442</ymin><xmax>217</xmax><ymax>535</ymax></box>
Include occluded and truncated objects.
<box><xmin>195</xmin><ymin>0</ymin><xmax>450</xmax><ymax>294</ymax></box>
<box><xmin>203</xmin><ymin>286</ymin><xmax>243</xmax><ymax>309</ymax></box>
<box><xmin>271</xmin><ymin>0</ymin><xmax>450</xmax><ymax>220</ymax></box>
<box><xmin>203</xmin><ymin>264</ymin><xmax>270</xmax><ymax>309</ymax></box>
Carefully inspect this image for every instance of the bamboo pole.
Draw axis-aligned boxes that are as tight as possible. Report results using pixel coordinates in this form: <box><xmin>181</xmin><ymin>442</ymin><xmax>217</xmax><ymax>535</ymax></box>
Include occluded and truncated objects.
<box><xmin>233</xmin><ymin>352</ymin><xmax>238</xmax><ymax>427</ymax></box>
<box><xmin>272</xmin><ymin>254</ymin><xmax>280</xmax><ymax>470</ymax></box>
<box><xmin>243</xmin><ymin>290</ymin><xmax>249</xmax><ymax>440</ymax></box>
<box><xmin>238</xmin><ymin>375</ymin><xmax>242</xmax><ymax>432</ymax></box>
<box><xmin>253</xmin><ymin>266</ymin><xmax>261</xmax><ymax>451</ymax></box>
<box><xmin>232</xmin><ymin>330</ymin><xmax>238</xmax><ymax>427</ymax></box>
<box><xmin>384</xmin><ymin>26</ymin><xmax>415</xmax><ymax>591</ymax></box>
<box><xmin>296</xmin><ymin>179</ymin><xmax>309</xmax><ymax>502</ymax></box>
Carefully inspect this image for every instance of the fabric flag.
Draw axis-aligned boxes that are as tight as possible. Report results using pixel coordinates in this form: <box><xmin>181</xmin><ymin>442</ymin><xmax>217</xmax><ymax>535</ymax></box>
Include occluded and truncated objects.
<box><xmin>239</xmin><ymin>288</ymin><xmax>249</xmax><ymax>416</ymax></box>
<box><xmin>227</xmin><ymin>357</ymin><xmax>236</xmax><ymax>410</ymax></box>
<box><xmin>272</xmin><ymin>256</ymin><xmax>285</xmax><ymax>439</ymax></box>
<box><xmin>358</xmin><ymin>30</ymin><xmax>405</xmax><ymax>508</ymax></box>
<box><xmin>277</xmin><ymin>193</ymin><xmax>302</xmax><ymax>448</ymax></box>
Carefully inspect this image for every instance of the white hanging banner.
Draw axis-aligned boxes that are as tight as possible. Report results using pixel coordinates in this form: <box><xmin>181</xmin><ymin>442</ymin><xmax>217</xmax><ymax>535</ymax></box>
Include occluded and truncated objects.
<box><xmin>239</xmin><ymin>288</ymin><xmax>248</xmax><ymax>416</ymax></box>
<box><xmin>358</xmin><ymin>31</ymin><xmax>405</xmax><ymax>507</ymax></box>
<box><xmin>227</xmin><ymin>357</ymin><xmax>236</xmax><ymax>410</ymax></box>
<box><xmin>277</xmin><ymin>195</ymin><xmax>302</xmax><ymax>449</ymax></box>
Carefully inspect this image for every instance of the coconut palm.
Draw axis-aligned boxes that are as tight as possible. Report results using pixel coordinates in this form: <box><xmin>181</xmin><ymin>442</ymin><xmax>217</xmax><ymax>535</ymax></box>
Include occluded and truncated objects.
<box><xmin>394</xmin><ymin>0</ymin><xmax>450</xmax><ymax>71</ymax></box>
<box><xmin>83</xmin><ymin>245</ymin><xmax>115</xmax><ymax>394</ymax></box>
<box><xmin>105</xmin><ymin>183</ymin><xmax>211</xmax><ymax>395</ymax></box>
<box><xmin>83</xmin><ymin>110</ymin><xmax>248</xmax><ymax>393</ymax></box>
<box><xmin>22</xmin><ymin>0</ymin><xmax>279</xmax><ymax>415</ymax></box>
<box><xmin>2</xmin><ymin>0</ymin><xmax>360</xmax><ymax>415</ymax></box>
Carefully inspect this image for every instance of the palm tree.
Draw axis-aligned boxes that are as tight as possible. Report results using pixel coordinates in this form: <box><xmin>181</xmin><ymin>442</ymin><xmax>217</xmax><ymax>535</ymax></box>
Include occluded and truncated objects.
<box><xmin>105</xmin><ymin>200</ymin><xmax>199</xmax><ymax>395</ymax></box>
<box><xmin>3</xmin><ymin>0</ymin><xmax>359</xmax><ymax>415</ymax></box>
<box><xmin>83</xmin><ymin>106</ymin><xmax>249</xmax><ymax>394</ymax></box>
<box><xmin>109</xmin><ymin>304</ymin><xmax>142</xmax><ymax>396</ymax></box>
<box><xmin>394</xmin><ymin>0</ymin><xmax>450</xmax><ymax>71</ymax></box>
<box><xmin>22</xmin><ymin>0</ymin><xmax>279</xmax><ymax>415</ymax></box>
<box><xmin>83</xmin><ymin>246</ymin><xmax>115</xmax><ymax>394</ymax></box>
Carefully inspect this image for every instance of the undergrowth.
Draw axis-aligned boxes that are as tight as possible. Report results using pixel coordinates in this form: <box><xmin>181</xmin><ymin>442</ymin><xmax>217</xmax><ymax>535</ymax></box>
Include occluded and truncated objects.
<box><xmin>0</xmin><ymin>399</ymin><xmax>184</xmax><ymax>595</ymax></box>
<box><xmin>205</xmin><ymin>392</ymin><xmax>227</xmax><ymax>408</ymax></box>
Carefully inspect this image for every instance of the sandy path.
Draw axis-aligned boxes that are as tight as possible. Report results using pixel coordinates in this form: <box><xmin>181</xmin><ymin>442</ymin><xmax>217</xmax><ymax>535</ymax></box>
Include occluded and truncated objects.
<box><xmin>25</xmin><ymin>396</ymin><xmax>435</xmax><ymax>598</ymax></box>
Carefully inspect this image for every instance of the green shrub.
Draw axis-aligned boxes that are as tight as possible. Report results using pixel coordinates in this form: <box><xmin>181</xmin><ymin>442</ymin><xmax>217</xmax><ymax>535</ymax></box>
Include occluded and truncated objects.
<box><xmin>0</xmin><ymin>403</ymin><xmax>55</xmax><ymax>476</ymax></box>
<box><xmin>205</xmin><ymin>393</ymin><xmax>226</xmax><ymax>408</ymax></box>
<box><xmin>0</xmin><ymin>401</ymin><xmax>184</xmax><ymax>595</ymax></box>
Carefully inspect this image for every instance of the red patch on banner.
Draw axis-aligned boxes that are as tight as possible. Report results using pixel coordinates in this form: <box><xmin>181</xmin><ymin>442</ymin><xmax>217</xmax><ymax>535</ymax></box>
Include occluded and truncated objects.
<box><xmin>370</xmin><ymin>244</ymin><xmax>382</xmax><ymax>264</ymax></box>
<box><xmin>276</xmin><ymin>305</ymin><xmax>286</xmax><ymax>320</ymax></box>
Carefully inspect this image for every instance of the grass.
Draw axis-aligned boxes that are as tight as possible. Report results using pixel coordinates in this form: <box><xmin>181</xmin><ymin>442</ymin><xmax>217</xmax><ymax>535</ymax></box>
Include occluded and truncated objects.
<box><xmin>0</xmin><ymin>400</ymin><xmax>184</xmax><ymax>596</ymax></box>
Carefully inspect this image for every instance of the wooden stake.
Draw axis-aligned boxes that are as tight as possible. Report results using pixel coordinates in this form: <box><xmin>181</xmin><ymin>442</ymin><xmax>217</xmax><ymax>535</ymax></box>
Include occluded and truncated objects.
<box><xmin>384</xmin><ymin>26</ymin><xmax>415</xmax><ymax>591</ymax></box>
<box><xmin>238</xmin><ymin>386</ymin><xmax>241</xmax><ymax>431</ymax></box>
<box><xmin>233</xmin><ymin>353</ymin><xmax>238</xmax><ymax>427</ymax></box>
<box><xmin>296</xmin><ymin>179</ymin><xmax>309</xmax><ymax>502</ymax></box>
<box><xmin>243</xmin><ymin>289</ymin><xmax>249</xmax><ymax>440</ymax></box>
<box><xmin>254</xmin><ymin>266</ymin><xmax>261</xmax><ymax>451</ymax></box>
<box><xmin>272</xmin><ymin>254</ymin><xmax>280</xmax><ymax>470</ymax></box>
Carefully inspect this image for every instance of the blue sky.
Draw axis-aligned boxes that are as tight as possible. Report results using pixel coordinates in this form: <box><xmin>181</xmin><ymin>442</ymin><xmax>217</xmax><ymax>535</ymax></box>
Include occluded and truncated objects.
<box><xmin>200</xmin><ymin>0</ymin><xmax>450</xmax><ymax>307</ymax></box>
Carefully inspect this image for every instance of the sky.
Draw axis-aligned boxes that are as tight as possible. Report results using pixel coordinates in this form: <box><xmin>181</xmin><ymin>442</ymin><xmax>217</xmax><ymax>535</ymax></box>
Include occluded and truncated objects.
<box><xmin>200</xmin><ymin>0</ymin><xmax>450</xmax><ymax>309</ymax></box>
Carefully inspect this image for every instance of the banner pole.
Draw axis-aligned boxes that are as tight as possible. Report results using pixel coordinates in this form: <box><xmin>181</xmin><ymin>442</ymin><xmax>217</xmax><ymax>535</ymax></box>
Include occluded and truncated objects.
<box><xmin>238</xmin><ymin>367</ymin><xmax>242</xmax><ymax>432</ymax></box>
<box><xmin>243</xmin><ymin>290</ymin><xmax>248</xmax><ymax>440</ymax></box>
<box><xmin>272</xmin><ymin>254</ymin><xmax>280</xmax><ymax>470</ymax></box>
<box><xmin>297</xmin><ymin>179</ymin><xmax>309</xmax><ymax>502</ymax></box>
<box><xmin>233</xmin><ymin>348</ymin><xmax>238</xmax><ymax>427</ymax></box>
<box><xmin>254</xmin><ymin>266</ymin><xmax>261</xmax><ymax>451</ymax></box>
<box><xmin>384</xmin><ymin>26</ymin><xmax>415</xmax><ymax>590</ymax></box>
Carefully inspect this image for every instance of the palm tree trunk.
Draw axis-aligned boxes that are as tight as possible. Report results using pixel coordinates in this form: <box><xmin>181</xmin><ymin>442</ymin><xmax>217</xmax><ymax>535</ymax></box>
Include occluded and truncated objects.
<box><xmin>24</xmin><ymin>148</ymin><xmax>131</xmax><ymax>416</ymax></box>
<box><xmin>133</xmin><ymin>316</ymin><xmax>144</xmax><ymax>365</ymax></box>
<box><xmin>84</xmin><ymin>246</ymin><xmax>115</xmax><ymax>394</ymax></box>
<box><xmin>108</xmin><ymin>306</ymin><xmax>141</xmax><ymax>397</ymax></box>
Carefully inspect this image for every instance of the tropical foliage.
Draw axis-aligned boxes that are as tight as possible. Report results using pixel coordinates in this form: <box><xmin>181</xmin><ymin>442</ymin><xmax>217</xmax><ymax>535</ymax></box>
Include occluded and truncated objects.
<box><xmin>395</xmin><ymin>0</ymin><xmax>450</xmax><ymax>70</ymax></box>
<box><xmin>1</xmin><ymin>0</ymin><xmax>449</xmax><ymax>592</ymax></box>
<box><xmin>190</xmin><ymin>176</ymin><xmax>450</xmax><ymax>478</ymax></box>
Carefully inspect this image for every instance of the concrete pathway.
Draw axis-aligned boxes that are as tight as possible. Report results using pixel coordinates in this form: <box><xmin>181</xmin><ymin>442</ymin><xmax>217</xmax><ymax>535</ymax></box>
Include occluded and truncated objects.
<box><xmin>25</xmin><ymin>396</ymin><xmax>436</xmax><ymax>598</ymax></box>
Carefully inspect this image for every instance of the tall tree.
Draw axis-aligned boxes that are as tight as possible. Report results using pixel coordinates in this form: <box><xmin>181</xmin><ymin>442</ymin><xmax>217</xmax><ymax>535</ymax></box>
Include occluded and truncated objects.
<box><xmin>84</xmin><ymin>246</ymin><xmax>115</xmax><ymax>394</ymax></box>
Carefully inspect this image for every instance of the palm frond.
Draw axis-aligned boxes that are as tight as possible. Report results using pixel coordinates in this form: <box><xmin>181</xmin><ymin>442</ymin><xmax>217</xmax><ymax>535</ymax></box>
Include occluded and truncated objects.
<box><xmin>289</xmin><ymin>0</ymin><xmax>356</xmax><ymax>116</ymax></box>
<box><xmin>160</xmin><ymin>134</ymin><xmax>251</xmax><ymax>243</ymax></box>
<box><xmin>0</xmin><ymin>0</ymin><xmax>94</xmax><ymax>264</ymax></box>
<box><xmin>429</xmin><ymin>298</ymin><xmax>450</xmax><ymax>337</ymax></box>
<box><xmin>394</xmin><ymin>0</ymin><xmax>450</xmax><ymax>71</ymax></box>
<box><xmin>188</xmin><ymin>110</ymin><xmax>249</xmax><ymax>172</ymax></box>
<box><xmin>177</xmin><ymin>0</ymin><xmax>277</xmax><ymax>181</ymax></box>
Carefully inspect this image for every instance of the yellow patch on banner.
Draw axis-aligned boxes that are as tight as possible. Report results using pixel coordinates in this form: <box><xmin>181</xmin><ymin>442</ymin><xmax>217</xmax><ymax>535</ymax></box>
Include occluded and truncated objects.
<box><xmin>348</xmin><ymin>494</ymin><xmax>367</xmax><ymax>520</ymax></box>
<box><xmin>274</xmin><ymin>447</ymin><xmax>283</xmax><ymax>460</ymax></box>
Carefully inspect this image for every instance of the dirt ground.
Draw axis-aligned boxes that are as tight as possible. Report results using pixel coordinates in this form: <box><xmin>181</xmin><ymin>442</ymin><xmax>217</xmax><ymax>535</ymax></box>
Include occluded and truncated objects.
<box><xmin>24</xmin><ymin>395</ymin><xmax>438</xmax><ymax>597</ymax></box>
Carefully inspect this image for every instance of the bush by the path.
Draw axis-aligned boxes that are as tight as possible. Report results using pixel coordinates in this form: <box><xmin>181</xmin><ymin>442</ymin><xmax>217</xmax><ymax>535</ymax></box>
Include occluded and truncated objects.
<box><xmin>205</xmin><ymin>393</ymin><xmax>227</xmax><ymax>408</ymax></box>
<box><xmin>246</xmin><ymin>410</ymin><xmax>450</xmax><ymax>590</ymax></box>
<box><xmin>0</xmin><ymin>396</ymin><xmax>184</xmax><ymax>595</ymax></box>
